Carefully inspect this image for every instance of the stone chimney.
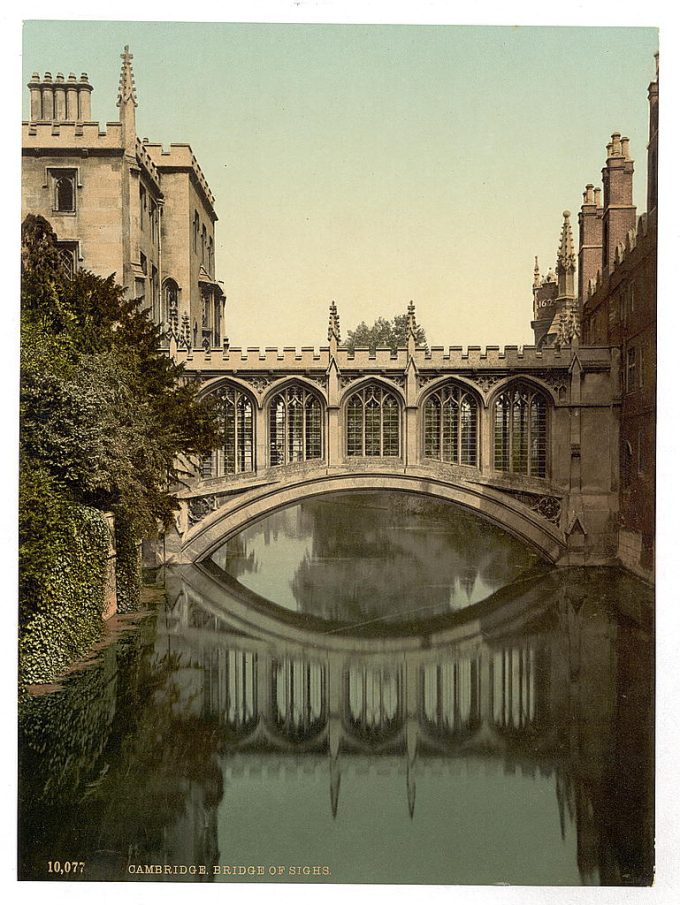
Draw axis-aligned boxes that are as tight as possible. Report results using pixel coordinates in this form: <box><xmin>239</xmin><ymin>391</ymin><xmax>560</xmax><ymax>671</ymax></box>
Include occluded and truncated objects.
<box><xmin>578</xmin><ymin>184</ymin><xmax>603</xmax><ymax>302</ymax></box>
<box><xmin>27</xmin><ymin>70</ymin><xmax>93</xmax><ymax>122</ymax></box>
<box><xmin>601</xmin><ymin>132</ymin><xmax>636</xmax><ymax>275</ymax></box>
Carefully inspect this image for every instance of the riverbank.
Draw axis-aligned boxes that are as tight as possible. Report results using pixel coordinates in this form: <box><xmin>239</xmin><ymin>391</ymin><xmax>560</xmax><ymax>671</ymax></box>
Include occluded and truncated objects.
<box><xmin>23</xmin><ymin>584</ymin><xmax>166</xmax><ymax>699</ymax></box>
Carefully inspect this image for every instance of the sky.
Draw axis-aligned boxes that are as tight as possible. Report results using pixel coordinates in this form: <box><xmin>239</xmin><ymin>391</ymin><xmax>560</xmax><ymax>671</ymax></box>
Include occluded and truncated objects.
<box><xmin>21</xmin><ymin>19</ymin><xmax>658</xmax><ymax>350</ymax></box>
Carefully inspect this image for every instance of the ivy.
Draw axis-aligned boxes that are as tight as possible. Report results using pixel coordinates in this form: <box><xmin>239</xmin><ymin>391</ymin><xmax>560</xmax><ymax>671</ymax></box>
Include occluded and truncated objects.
<box><xmin>19</xmin><ymin>466</ymin><xmax>110</xmax><ymax>687</ymax></box>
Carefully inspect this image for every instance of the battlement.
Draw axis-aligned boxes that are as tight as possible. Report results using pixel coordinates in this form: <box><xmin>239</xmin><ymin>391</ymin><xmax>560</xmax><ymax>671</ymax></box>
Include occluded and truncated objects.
<box><xmin>145</xmin><ymin>142</ymin><xmax>216</xmax><ymax>213</ymax></box>
<box><xmin>22</xmin><ymin>119</ymin><xmax>124</xmax><ymax>150</ymax></box>
<box><xmin>172</xmin><ymin>342</ymin><xmax>603</xmax><ymax>373</ymax></box>
<box><xmin>584</xmin><ymin>211</ymin><xmax>654</xmax><ymax>302</ymax></box>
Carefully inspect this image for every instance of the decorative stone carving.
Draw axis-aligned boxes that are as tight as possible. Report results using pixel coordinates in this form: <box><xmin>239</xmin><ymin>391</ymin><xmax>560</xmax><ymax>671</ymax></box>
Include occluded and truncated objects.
<box><xmin>245</xmin><ymin>375</ymin><xmax>275</xmax><ymax>394</ymax></box>
<box><xmin>494</xmin><ymin>487</ymin><xmax>562</xmax><ymax>526</ymax></box>
<box><xmin>307</xmin><ymin>374</ymin><xmax>328</xmax><ymax>389</ymax></box>
<box><xmin>188</xmin><ymin>494</ymin><xmax>218</xmax><ymax>527</ymax></box>
<box><xmin>530</xmin><ymin>370</ymin><xmax>570</xmax><ymax>396</ymax></box>
<box><xmin>468</xmin><ymin>373</ymin><xmax>504</xmax><ymax>394</ymax></box>
<box><xmin>530</xmin><ymin>496</ymin><xmax>562</xmax><ymax>525</ymax></box>
<box><xmin>340</xmin><ymin>374</ymin><xmax>359</xmax><ymax>388</ymax></box>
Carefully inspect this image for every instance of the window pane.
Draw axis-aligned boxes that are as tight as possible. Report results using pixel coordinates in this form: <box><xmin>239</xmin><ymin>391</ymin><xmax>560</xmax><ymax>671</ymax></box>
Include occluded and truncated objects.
<box><xmin>424</xmin><ymin>397</ymin><xmax>441</xmax><ymax>459</ymax></box>
<box><xmin>494</xmin><ymin>398</ymin><xmax>510</xmax><ymax>470</ymax></box>
<box><xmin>347</xmin><ymin>397</ymin><xmax>363</xmax><ymax>456</ymax></box>
<box><xmin>382</xmin><ymin>395</ymin><xmax>399</xmax><ymax>456</ymax></box>
<box><xmin>529</xmin><ymin>396</ymin><xmax>546</xmax><ymax>477</ymax></box>
<box><xmin>460</xmin><ymin>397</ymin><xmax>477</xmax><ymax>466</ymax></box>
<box><xmin>365</xmin><ymin>399</ymin><xmax>381</xmax><ymax>456</ymax></box>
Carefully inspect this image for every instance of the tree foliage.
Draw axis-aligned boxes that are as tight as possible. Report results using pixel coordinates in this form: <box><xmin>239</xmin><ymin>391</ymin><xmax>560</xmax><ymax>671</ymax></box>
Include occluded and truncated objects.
<box><xmin>20</xmin><ymin>214</ymin><xmax>220</xmax><ymax>536</ymax></box>
<box><xmin>343</xmin><ymin>313</ymin><xmax>427</xmax><ymax>353</ymax></box>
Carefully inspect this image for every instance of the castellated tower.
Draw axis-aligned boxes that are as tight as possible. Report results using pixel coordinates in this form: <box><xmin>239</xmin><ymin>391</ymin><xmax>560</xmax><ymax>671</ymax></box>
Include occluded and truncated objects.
<box><xmin>22</xmin><ymin>46</ymin><xmax>225</xmax><ymax>353</ymax></box>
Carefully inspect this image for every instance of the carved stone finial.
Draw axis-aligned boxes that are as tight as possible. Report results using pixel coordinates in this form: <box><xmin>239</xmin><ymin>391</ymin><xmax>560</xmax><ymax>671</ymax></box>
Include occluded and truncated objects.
<box><xmin>327</xmin><ymin>300</ymin><xmax>341</xmax><ymax>344</ymax></box>
<box><xmin>557</xmin><ymin>210</ymin><xmax>576</xmax><ymax>274</ymax></box>
<box><xmin>117</xmin><ymin>44</ymin><xmax>138</xmax><ymax>108</ymax></box>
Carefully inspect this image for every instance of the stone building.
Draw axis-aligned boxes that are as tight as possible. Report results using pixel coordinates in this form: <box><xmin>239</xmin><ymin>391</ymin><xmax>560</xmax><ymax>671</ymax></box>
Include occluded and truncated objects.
<box><xmin>578</xmin><ymin>55</ymin><xmax>658</xmax><ymax>579</ymax></box>
<box><xmin>21</xmin><ymin>46</ymin><xmax>225</xmax><ymax>351</ymax></box>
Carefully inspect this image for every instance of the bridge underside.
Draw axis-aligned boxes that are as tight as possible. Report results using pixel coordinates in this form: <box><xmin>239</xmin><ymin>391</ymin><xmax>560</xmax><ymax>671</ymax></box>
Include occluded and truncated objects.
<box><xmin>169</xmin><ymin>467</ymin><xmax>571</xmax><ymax>566</ymax></box>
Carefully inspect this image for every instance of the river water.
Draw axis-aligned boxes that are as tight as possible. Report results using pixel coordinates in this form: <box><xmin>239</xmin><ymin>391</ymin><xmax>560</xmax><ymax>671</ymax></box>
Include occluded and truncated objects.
<box><xmin>18</xmin><ymin>492</ymin><xmax>654</xmax><ymax>885</ymax></box>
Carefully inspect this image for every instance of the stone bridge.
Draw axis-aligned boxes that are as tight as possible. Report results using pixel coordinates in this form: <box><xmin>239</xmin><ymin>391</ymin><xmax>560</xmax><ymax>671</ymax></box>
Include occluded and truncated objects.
<box><xmin>163</xmin><ymin>306</ymin><xmax>620</xmax><ymax>566</ymax></box>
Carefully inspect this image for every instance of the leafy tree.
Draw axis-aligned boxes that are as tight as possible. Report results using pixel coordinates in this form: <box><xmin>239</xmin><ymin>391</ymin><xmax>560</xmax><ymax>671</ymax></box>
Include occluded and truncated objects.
<box><xmin>20</xmin><ymin>214</ymin><xmax>220</xmax><ymax>537</ymax></box>
<box><xmin>344</xmin><ymin>313</ymin><xmax>427</xmax><ymax>353</ymax></box>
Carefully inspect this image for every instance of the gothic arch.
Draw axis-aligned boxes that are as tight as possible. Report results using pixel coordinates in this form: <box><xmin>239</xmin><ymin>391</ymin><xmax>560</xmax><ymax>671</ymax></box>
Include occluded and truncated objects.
<box><xmin>489</xmin><ymin>380</ymin><xmax>551</xmax><ymax>479</ymax></box>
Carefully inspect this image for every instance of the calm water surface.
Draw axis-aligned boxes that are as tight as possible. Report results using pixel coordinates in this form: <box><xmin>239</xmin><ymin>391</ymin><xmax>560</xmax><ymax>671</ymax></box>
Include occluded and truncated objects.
<box><xmin>18</xmin><ymin>492</ymin><xmax>654</xmax><ymax>885</ymax></box>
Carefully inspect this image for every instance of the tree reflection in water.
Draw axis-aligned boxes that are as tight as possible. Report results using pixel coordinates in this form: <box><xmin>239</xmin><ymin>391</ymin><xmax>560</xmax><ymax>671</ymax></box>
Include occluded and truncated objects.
<box><xmin>18</xmin><ymin>504</ymin><xmax>654</xmax><ymax>886</ymax></box>
<box><xmin>212</xmin><ymin>492</ymin><xmax>546</xmax><ymax>624</ymax></box>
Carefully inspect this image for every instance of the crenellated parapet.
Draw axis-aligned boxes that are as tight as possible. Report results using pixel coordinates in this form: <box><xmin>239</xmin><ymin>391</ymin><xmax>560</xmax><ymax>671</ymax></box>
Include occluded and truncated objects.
<box><xmin>22</xmin><ymin>118</ymin><xmax>125</xmax><ymax>147</ymax></box>
<box><xmin>144</xmin><ymin>142</ymin><xmax>217</xmax><ymax>218</ymax></box>
<box><xmin>583</xmin><ymin>210</ymin><xmax>655</xmax><ymax>304</ymax></box>
<box><xmin>175</xmin><ymin>340</ymin><xmax>596</xmax><ymax>375</ymax></box>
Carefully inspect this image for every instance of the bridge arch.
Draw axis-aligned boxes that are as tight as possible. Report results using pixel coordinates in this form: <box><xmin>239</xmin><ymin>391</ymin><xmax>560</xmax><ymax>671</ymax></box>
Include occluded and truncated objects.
<box><xmin>179</xmin><ymin>470</ymin><xmax>567</xmax><ymax>565</ymax></box>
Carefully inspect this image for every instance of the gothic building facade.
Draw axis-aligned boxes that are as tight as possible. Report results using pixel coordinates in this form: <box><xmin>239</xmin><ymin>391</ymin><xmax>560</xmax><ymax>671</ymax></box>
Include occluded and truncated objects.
<box><xmin>21</xmin><ymin>47</ymin><xmax>225</xmax><ymax>351</ymax></box>
<box><xmin>534</xmin><ymin>55</ymin><xmax>658</xmax><ymax>578</ymax></box>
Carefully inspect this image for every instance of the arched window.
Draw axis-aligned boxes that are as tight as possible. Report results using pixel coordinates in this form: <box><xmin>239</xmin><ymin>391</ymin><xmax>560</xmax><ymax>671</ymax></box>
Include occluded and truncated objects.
<box><xmin>202</xmin><ymin>385</ymin><xmax>255</xmax><ymax>477</ymax></box>
<box><xmin>423</xmin><ymin>383</ymin><xmax>478</xmax><ymax>466</ymax></box>
<box><xmin>53</xmin><ymin>173</ymin><xmax>76</xmax><ymax>212</ymax></box>
<box><xmin>346</xmin><ymin>383</ymin><xmax>400</xmax><ymax>457</ymax></box>
<box><xmin>493</xmin><ymin>383</ymin><xmax>548</xmax><ymax>477</ymax></box>
<box><xmin>269</xmin><ymin>384</ymin><xmax>322</xmax><ymax>466</ymax></box>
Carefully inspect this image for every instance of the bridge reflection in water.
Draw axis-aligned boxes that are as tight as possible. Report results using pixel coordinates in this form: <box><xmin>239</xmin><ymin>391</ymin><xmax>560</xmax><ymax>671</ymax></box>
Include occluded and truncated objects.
<box><xmin>158</xmin><ymin>561</ymin><xmax>653</xmax><ymax>885</ymax></box>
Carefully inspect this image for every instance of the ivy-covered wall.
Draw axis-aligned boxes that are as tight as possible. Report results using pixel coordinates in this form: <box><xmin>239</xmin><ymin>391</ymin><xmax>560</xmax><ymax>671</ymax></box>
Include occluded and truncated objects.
<box><xmin>19</xmin><ymin>471</ymin><xmax>110</xmax><ymax>687</ymax></box>
<box><xmin>114</xmin><ymin>515</ymin><xmax>141</xmax><ymax>613</ymax></box>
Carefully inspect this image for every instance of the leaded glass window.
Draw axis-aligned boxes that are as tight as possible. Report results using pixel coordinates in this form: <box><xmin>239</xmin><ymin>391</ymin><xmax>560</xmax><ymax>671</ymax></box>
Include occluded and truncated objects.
<box><xmin>269</xmin><ymin>385</ymin><xmax>323</xmax><ymax>466</ymax></box>
<box><xmin>346</xmin><ymin>384</ymin><xmax>401</xmax><ymax>457</ymax></box>
<box><xmin>423</xmin><ymin>384</ymin><xmax>478</xmax><ymax>466</ymax></box>
<box><xmin>202</xmin><ymin>385</ymin><xmax>254</xmax><ymax>477</ymax></box>
<box><xmin>493</xmin><ymin>384</ymin><xmax>548</xmax><ymax>477</ymax></box>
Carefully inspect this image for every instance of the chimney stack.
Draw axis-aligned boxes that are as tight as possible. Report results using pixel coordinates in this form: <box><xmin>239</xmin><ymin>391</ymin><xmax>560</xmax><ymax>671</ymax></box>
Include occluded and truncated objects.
<box><xmin>27</xmin><ymin>69</ymin><xmax>94</xmax><ymax>122</ymax></box>
<box><xmin>578</xmin><ymin>184</ymin><xmax>604</xmax><ymax>303</ymax></box>
<box><xmin>601</xmin><ymin>132</ymin><xmax>636</xmax><ymax>274</ymax></box>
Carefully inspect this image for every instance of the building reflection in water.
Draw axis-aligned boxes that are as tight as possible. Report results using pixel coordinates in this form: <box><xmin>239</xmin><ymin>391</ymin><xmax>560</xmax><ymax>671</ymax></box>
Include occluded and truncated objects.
<box><xmin>158</xmin><ymin>561</ymin><xmax>653</xmax><ymax>886</ymax></box>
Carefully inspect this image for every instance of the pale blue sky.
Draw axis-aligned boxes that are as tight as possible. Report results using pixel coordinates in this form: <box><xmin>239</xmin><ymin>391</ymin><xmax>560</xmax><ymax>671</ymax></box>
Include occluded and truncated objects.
<box><xmin>22</xmin><ymin>21</ymin><xmax>658</xmax><ymax>348</ymax></box>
